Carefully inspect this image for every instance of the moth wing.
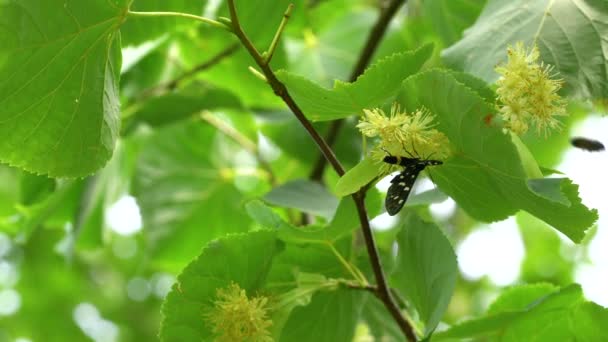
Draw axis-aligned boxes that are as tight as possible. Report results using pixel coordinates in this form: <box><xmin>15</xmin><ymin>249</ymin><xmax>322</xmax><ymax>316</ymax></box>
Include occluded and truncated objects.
<box><xmin>385</xmin><ymin>166</ymin><xmax>421</xmax><ymax>216</ymax></box>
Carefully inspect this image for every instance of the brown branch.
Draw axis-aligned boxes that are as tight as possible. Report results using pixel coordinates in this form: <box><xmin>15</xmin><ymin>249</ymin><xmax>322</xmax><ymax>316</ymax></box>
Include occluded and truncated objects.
<box><xmin>309</xmin><ymin>0</ymin><xmax>407</xmax><ymax>181</ymax></box>
<box><xmin>226</xmin><ymin>2</ymin><xmax>416</xmax><ymax>340</ymax></box>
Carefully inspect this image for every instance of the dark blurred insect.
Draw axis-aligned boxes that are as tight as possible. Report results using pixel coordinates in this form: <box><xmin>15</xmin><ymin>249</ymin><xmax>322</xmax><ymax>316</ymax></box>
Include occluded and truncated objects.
<box><xmin>570</xmin><ymin>137</ymin><xmax>605</xmax><ymax>152</ymax></box>
<box><xmin>382</xmin><ymin>155</ymin><xmax>442</xmax><ymax>215</ymax></box>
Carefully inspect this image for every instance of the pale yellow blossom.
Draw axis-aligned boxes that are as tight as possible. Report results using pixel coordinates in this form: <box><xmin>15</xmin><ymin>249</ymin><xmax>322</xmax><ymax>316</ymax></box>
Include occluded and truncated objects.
<box><xmin>357</xmin><ymin>103</ymin><xmax>451</xmax><ymax>174</ymax></box>
<box><xmin>204</xmin><ymin>283</ymin><xmax>273</xmax><ymax>342</ymax></box>
<box><xmin>496</xmin><ymin>42</ymin><xmax>567</xmax><ymax>136</ymax></box>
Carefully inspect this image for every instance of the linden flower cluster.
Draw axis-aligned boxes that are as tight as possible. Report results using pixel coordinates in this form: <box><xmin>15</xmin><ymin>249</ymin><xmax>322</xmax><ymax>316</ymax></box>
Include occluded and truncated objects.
<box><xmin>495</xmin><ymin>42</ymin><xmax>567</xmax><ymax>136</ymax></box>
<box><xmin>204</xmin><ymin>283</ymin><xmax>273</xmax><ymax>342</ymax></box>
<box><xmin>357</xmin><ymin>104</ymin><xmax>450</xmax><ymax>174</ymax></box>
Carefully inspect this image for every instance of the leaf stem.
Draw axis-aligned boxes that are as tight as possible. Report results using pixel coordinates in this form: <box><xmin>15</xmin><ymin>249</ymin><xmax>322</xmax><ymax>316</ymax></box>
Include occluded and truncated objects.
<box><xmin>126</xmin><ymin>10</ymin><xmax>230</xmax><ymax>31</ymax></box>
<box><xmin>325</xmin><ymin>242</ymin><xmax>368</xmax><ymax>285</ymax></box>
<box><xmin>264</xmin><ymin>4</ymin><xmax>294</xmax><ymax>65</ymax></box>
<box><xmin>226</xmin><ymin>1</ymin><xmax>416</xmax><ymax>340</ymax></box>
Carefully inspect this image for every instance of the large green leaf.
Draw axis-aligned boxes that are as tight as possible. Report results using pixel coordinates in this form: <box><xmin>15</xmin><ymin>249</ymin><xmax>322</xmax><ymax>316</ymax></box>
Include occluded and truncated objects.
<box><xmin>160</xmin><ymin>231</ymin><xmax>280</xmax><ymax>342</ymax></box>
<box><xmin>133</xmin><ymin>119</ymin><xmax>262</xmax><ymax>270</ymax></box>
<box><xmin>424</xmin><ymin>0</ymin><xmax>487</xmax><ymax>45</ymax></box>
<box><xmin>279</xmin><ymin>290</ymin><xmax>364</xmax><ymax>342</ymax></box>
<box><xmin>392</xmin><ymin>214</ymin><xmax>457</xmax><ymax>336</ymax></box>
<box><xmin>0</xmin><ymin>0</ymin><xmax>127</xmax><ymax>177</ymax></box>
<box><xmin>442</xmin><ymin>0</ymin><xmax>608</xmax><ymax>99</ymax></box>
<box><xmin>398</xmin><ymin>70</ymin><xmax>597</xmax><ymax>242</ymax></box>
<box><xmin>264</xmin><ymin>180</ymin><xmax>339</xmax><ymax>220</ymax></box>
<box><xmin>433</xmin><ymin>284</ymin><xmax>608</xmax><ymax>341</ymax></box>
<box><xmin>276</xmin><ymin>44</ymin><xmax>434</xmax><ymax>121</ymax></box>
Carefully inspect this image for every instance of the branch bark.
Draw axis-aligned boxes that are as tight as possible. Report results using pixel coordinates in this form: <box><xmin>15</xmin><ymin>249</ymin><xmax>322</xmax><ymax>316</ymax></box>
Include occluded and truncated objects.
<box><xmin>226</xmin><ymin>2</ymin><xmax>416</xmax><ymax>340</ymax></box>
<box><xmin>309</xmin><ymin>0</ymin><xmax>407</xmax><ymax>181</ymax></box>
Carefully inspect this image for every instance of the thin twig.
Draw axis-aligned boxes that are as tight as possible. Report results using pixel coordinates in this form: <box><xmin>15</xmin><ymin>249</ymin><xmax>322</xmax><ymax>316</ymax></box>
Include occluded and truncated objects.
<box><xmin>226</xmin><ymin>2</ymin><xmax>416</xmax><ymax>340</ymax></box>
<box><xmin>309</xmin><ymin>0</ymin><xmax>407</xmax><ymax>181</ymax></box>
<box><xmin>133</xmin><ymin>44</ymin><xmax>240</xmax><ymax>102</ymax></box>
<box><xmin>264</xmin><ymin>4</ymin><xmax>294</xmax><ymax>64</ymax></box>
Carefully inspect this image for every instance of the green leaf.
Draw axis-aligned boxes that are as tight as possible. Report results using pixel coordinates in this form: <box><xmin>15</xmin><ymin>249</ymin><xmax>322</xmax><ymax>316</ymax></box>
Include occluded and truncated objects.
<box><xmin>487</xmin><ymin>283</ymin><xmax>558</xmax><ymax>314</ymax></box>
<box><xmin>19</xmin><ymin>173</ymin><xmax>55</xmax><ymax>206</ymax></box>
<box><xmin>527</xmin><ymin>178</ymin><xmax>571</xmax><ymax>206</ymax></box>
<box><xmin>133</xmin><ymin>120</ymin><xmax>258</xmax><ymax>270</ymax></box>
<box><xmin>121</xmin><ymin>0</ymin><xmax>207</xmax><ymax>46</ymax></box>
<box><xmin>160</xmin><ymin>231</ymin><xmax>280</xmax><ymax>342</ymax></box>
<box><xmin>247</xmin><ymin>193</ymin><xmax>381</xmax><ymax>244</ymax></box>
<box><xmin>276</xmin><ymin>44</ymin><xmax>434</xmax><ymax>121</ymax></box>
<box><xmin>279</xmin><ymin>290</ymin><xmax>365</xmax><ymax>342</ymax></box>
<box><xmin>361</xmin><ymin>295</ymin><xmax>403</xmax><ymax>341</ymax></box>
<box><xmin>245</xmin><ymin>199</ymin><xmax>294</xmax><ymax>232</ymax></box>
<box><xmin>335</xmin><ymin>158</ymin><xmax>379</xmax><ymax>197</ymax></box>
<box><xmin>271</xmin><ymin>272</ymin><xmax>337</xmax><ymax>339</ymax></box>
<box><xmin>447</xmin><ymin>70</ymin><xmax>496</xmax><ymax>106</ymax></box>
<box><xmin>392</xmin><ymin>214</ymin><xmax>457</xmax><ymax>336</ymax></box>
<box><xmin>442</xmin><ymin>0</ymin><xmax>608</xmax><ymax>99</ymax></box>
<box><xmin>434</xmin><ymin>284</ymin><xmax>608</xmax><ymax>341</ymax></box>
<box><xmin>424</xmin><ymin>0</ymin><xmax>487</xmax><ymax>45</ymax></box>
<box><xmin>0</xmin><ymin>0</ymin><xmax>126</xmax><ymax>177</ymax></box>
<box><xmin>398</xmin><ymin>70</ymin><xmax>597</xmax><ymax>242</ymax></box>
<box><xmin>264</xmin><ymin>180</ymin><xmax>339</xmax><ymax>220</ymax></box>
<box><xmin>510</xmin><ymin>133</ymin><xmax>542</xmax><ymax>179</ymax></box>
<box><xmin>124</xmin><ymin>84</ymin><xmax>242</xmax><ymax>131</ymax></box>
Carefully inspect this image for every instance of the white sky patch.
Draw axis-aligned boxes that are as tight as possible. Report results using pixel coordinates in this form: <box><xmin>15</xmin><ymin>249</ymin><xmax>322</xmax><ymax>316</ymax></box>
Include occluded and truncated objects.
<box><xmin>575</xmin><ymin>263</ymin><xmax>608</xmax><ymax>307</ymax></box>
<box><xmin>558</xmin><ymin>115</ymin><xmax>608</xmax><ymax>306</ymax></box>
<box><xmin>430</xmin><ymin>198</ymin><xmax>456</xmax><ymax>221</ymax></box>
<box><xmin>457</xmin><ymin>218</ymin><xmax>525</xmax><ymax>286</ymax></box>
<box><xmin>105</xmin><ymin>196</ymin><xmax>143</xmax><ymax>236</ymax></box>
<box><xmin>370</xmin><ymin>212</ymin><xmax>398</xmax><ymax>231</ymax></box>
<box><xmin>0</xmin><ymin>289</ymin><xmax>21</xmax><ymax>316</ymax></box>
<box><xmin>73</xmin><ymin>303</ymin><xmax>119</xmax><ymax>342</ymax></box>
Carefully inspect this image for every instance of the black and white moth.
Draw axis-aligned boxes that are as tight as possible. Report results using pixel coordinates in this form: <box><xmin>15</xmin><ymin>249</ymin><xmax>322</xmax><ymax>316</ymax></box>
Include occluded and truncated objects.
<box><xmin>383</xmin><ymin>155</ymin><xmax>442</xmax><ymax>216</ymax></box>
<box><xmin>570</xmin><ymin>137</ymin><xmax>605</xmax><ymax>152</ymax></box>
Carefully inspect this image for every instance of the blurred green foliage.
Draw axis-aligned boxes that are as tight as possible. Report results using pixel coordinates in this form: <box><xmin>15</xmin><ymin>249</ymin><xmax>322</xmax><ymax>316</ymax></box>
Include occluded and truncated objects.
<box><xmin>0</xmin><ymin>0</ymin><xmax>606</xmax><ymax>341</ymax></box>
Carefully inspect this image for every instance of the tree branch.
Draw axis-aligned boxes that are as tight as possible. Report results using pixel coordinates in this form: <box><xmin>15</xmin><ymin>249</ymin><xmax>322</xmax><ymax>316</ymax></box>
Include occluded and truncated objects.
<box><xmin>226</xmin><ymin>2</ymin><xmax>416</xmax><ymax>340</ymax></box>
<box><xmin>309</xmin><ymin>0</ymin><xmax>407</xmax><ymax>181</ymax></box>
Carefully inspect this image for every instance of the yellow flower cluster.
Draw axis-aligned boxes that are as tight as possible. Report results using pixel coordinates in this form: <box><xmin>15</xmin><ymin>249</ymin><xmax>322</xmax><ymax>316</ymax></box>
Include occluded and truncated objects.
<box><xmin>357</xmin><ymin>103</ymin><xmax>450</xmax><ymax>173</ymax></box>
<box><xmin>495</xmin><ymin>42</ymin><xmax>567</xmax><ymax>136</ymax></box>
<box><xmin>205</xmin><ymin>283</ymin><xmax>273</xmax><ymax>342</ymax></box>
